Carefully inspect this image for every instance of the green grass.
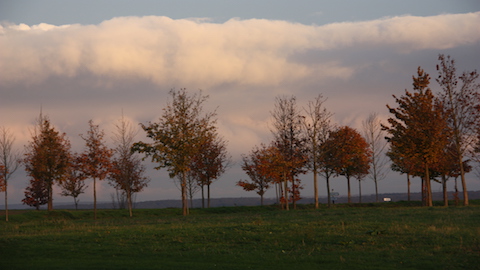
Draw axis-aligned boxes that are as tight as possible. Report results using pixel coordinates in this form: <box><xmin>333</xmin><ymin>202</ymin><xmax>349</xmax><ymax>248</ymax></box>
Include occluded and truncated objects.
<box><xmin>1</xmin><ymin>202</ymin><xmax>480</xmax><ymax>269</ymax></box>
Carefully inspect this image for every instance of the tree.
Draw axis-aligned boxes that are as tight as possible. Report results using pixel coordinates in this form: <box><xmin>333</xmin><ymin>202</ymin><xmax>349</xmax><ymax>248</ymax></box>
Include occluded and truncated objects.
<box><xmin>108</xmin><ymin>115</ymin><xmax>149</xmax><ymax>217</ymax></box>
<box><xmin>60</xmin><ymin>154</ymin><xmax>88</xmax><ymax>210</ymax></box>
<box><xmin>133</xmin><ymin>88</ymin><xmax>216</xmax><ymax>216</ymax></box>
<box><xmin>80</xmin><ymin>120</ymin><xmax>113</xmax><ymax>220</ymax></box>
<box><xmin>384</xmin><ymin>67</ymin><xmax>451</xmax><ymax>206</ymax></box>
<box><xmin>436</xmin><ymin>54</ymin><xmax>480</xmax><ymax>206</ymax></box>
<box><xmin>327</xmin><ymin>126</ymin><xmax>371</xmax><ymax>203</ymax></box>
<box><xmin>190</xmin><ymin>132</ymin><xmax>230</xmax><ymax>208</ymax></box>
<box><xmin>22</xmin><ymin>177</ymin><xmax>49</xmax><ymax>210</ymax></box>
<box><xmin>270</xmin><ymin>95</ymin><xmax>308</xmax><ymax>210</ymax></box>
<box><xmin>362</xmin><ymin>113</ymin><xmax>388</xmax><ymax>202</ymax></box>
<box><xmin>301</xmin><ymin>94</ymin><xmax>333</xmax><ymax>208</ymax></box>
<box><xmin>237</xmin><ymin>144</ymin><xmax>277</xmax><ymax>205</ymax></box>
<box><xmin>0</xmin><ymin>127</ymin><xmax>20</xmax><ymax>221</ymax></box>
<box><xmin>24</xmin><ymin>114</ymin><xmax>71</xmax><ymax>211</ymax></box>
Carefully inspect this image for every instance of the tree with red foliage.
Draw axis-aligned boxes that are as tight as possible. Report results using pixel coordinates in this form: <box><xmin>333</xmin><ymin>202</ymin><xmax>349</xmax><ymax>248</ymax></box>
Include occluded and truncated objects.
<box><xmin>237</xmin><ymin>144</ymin><xmax>277</xmax><ymax>206</ymax></box>
<box><xmin>22</xmin><ymin>177</ymin><xmax>49</xmax><ymax>210</ymax></box>
<box><xmin>60</xmin><ymin>154</ymin><xmax>88</xmax><ymax>210</ymax></box>
<box><xmin>24</xmin><ymin>114</ymin><xmax>71</xmax><ymax>211</ymax></box>
<box><xmin>190</xmin><ymin>132</ymin><xmax>230</xmax><ymax>208</ymax></box>
<box><xmin>80</xmin><ymin>120</ymin><xmax>112</xmax><ymax>219</ymax></box>
<box><xmin>384</xmin><ymin>67</ymin><xmax>451</xmax><ymax>206</ymax></box>
<box><xmin>326</xmin><ymin>126</ymin><xmax>371</xmax><ymax>203</ymax></box>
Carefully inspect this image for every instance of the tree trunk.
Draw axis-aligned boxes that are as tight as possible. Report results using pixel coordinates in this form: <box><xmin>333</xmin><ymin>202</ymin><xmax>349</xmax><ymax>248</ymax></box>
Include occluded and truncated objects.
<box><xmin>181</xmin><ymin>172</ymin><xmax>188</xmax><ymax>216</ymax></box>
<box><xmin>48</xmin><ymin>181</ymin><xmax>53</xmax><ymax>211</ymax></box>
<box><xmin>127</xmin><ymin>190</ymin><xmax>133</xmax><ymax>218</ymax></box>
<box><xmin>326</xmin><ymin>174</ymin><xmax>331</xmax><ymax>207</ymax></box>
<box><xmin>347</xmin><ymin>176</ymin><xmax>351</xmax><ymax>203</ymax></box>
<box><xmin>374</xmin><ymin>176</ymin><xmax>378</xmax><ymax>203</ymax></box>
<box><xmin>313</xmin><ymin>167</ymin><xmax>319</xmax><ymax>209</ymax></box>
<box><xmin>358</xmin><ymin>179</ymin><xmax>362</xmax><ymax>203</ymax></box>
<box><xmin>93</xmin><ymin>177</ymin><xmax>97</xmax><ymax>220</ymax></box>
<box><xmin>5</xmin><ymin>181</ymin><xmax>8</xmax><ymax>222</ymax></box>
<box><xmin>442</xmin><ymin>174</ymin><xmax>448</xmax><ymax>207</ymax></box>
<box><xmin>260</xmin><ymin>194</ymin><xmax>264</xmax><ymax>206</ymax></box>
<box><xmin>459</xmin><ymin>165</ymin><xmax>469</xmax><ymax>206</ymax></box>
<box><xmin>425</xmin><ymin>164</ymin><xmax>432</xmax><ymax>207</ymax></box>
<box><xmin>207</xmin><ymin>182</ymin><xmax>211</xmax><ymax>208</ymax></box>
<box><xmin>292</xmin><ymin>174</ymin><xmax>297</xmax><ymax>210</ymax></box>
<box><xmin>201</xmin><ymin>184</ymin><xmax>205</xmax><ymax>208</ymax></box>
<box><xmin>283</xmin><ymin>172</ymin><xmax>289</xmax><ymax>210</ymax></box>
<box><xmin>407</xmin><ymin>174</ymin><xmax>411</xmax><ymax>201</ymax></box>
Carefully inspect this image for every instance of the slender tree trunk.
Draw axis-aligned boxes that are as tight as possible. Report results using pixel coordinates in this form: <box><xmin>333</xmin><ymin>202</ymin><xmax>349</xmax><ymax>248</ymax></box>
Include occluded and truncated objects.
<box><xmin>374</xmin><ymin>176</ymin><xmax>378</xmax><ymax>203</ymax></box>
<box><xmin>260</xmin><ymin>194</ymin><xmax>264</xmax><ymax>206</ymax></box>
<box><xmin>74</xmin><ymin>197</ymin><xmax>78</xmax><ymax>210</ymax></box>
<box><xmin>127</xmin><ymin>189</ymin><xmax>133</xmax><ymax>217</ymax></box>
<box><xmin>201</xmin><ymin>184</ymin><xmax>205</xmax><ymax>208</ymax></box>
<box><xmin>454</xmin><ymin>177</ymin><xmax>459</xmax><ymax>206</ymax></box>
<box><xmin>5</xmin><ymin>181</ymin><xmax>8</xmax><ymax>222</ymax></box>
<box><xmin>181</xmin><ymin>172</ymin><xmax>188</xmax><ymax>216</ymax></box>
<box><xmin>313</xmin><ymin>167</ymin><xmax>319</xmax><ymax>209</ymax></box>
<box><xmin>207</xmin><ymin>182</ymin><xmax>211</xmax><ymax>208</ymax></box>
<box><xmin>347</xmin><ymin>176</ymin><xmax>351</xmax><ymax>203</ymax></box>
<box><xmin>292</xmin><ymin>174</ymin><xmax>297</xmax><ymax>210</ymax></box>
<box><xmin>358</xmin><ymin>179</ymin><xmax>362</xmax><ymax>203</ymax></box>
<box><xmin>283</xmin><ymin>172</ymin><xmax>289</xmax><ymax>210</ymax></box>
<box><xmin>326</xmin><ymin>175</ymin><xmax>331</xmax><ymax>207</ymax></box>
<box><xmin>407</xmin><ymin>174</ymin><xmax>411</xmax><ymax>201</ymax></box>
<box><xmin>459</xmin><ymin>165</ymin><xmax>469</xmax><ymax>206</ymax></box>
<box><xmin>48</xmin><ymin>181</ymin><xmax>53</xmax><ymax>211</ymax></box>
<box><xmin>421</xmin><ymin>177</ymin><xmax>425</xmax><ymax>206</ymax></box>
<box><xmin>442</xmin><ymin>174</ymin><xmax>448</xmax><ymax>207</ymax></box>
<box><xmin>93</xmin><ymin>177</ymin><xmax>97</xmax><ymax>220</ymax></box>
<box><xmin>425</xmin><ymin>164</ymin><xmax>432</xmax><ymax>207</ymax></box>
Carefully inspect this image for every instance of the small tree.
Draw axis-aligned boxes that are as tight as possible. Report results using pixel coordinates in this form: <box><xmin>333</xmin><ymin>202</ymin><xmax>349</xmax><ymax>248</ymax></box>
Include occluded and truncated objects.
<box><xmin>327</xmin><ymin>126</ymin><xmax>371</xmax><ymax>203</ymax></box>
<box><xmin>133</xmin><ymin>89</ymin><xmax>216</xmax><ymax>216</ymax></box>
<box><xmin>237</xmin><ymin>144</ymin><xmax>276</xmax><ymax>205</ymax></box>
<box><xmin>301</xmin><ymin>94</ymin><xmax>333</xmax><ymax>208</ymax></box>
<box><xmin>362</xmin><ymin>113</ymin><xmax>388</xmax><ymax>202</ymax></box>
<box><xmin>108</xmin><ymin>115</ymin><xmax>149</xmax><ymax>217</ymax></box>
<box><xmin>60</xmin><ymin>154</ymin><xmax>88</xmax><ymax>210</ymax></box>
<box><xmin>0</xmin><ymin>127</ymin><xmax>20</xmax><ymax>221</ymax></box>
<box><xmin>190</xmin><ymin>132</ymin><xmax>230</xmax><ymax>208</ymax></box>
<box><xmin>80</xmin><ymin>120</ymin><xmax>112</xmax><ymax>220</ymax></box>
<box><xmin>22</xmin><ymin>177</ymin><xmax>49</xmax><ymax>210</ymax></box>
<box><xmin>24</xmin><ymin>114</ymin><xmax>71</xmax><ymax>211</ymax></box>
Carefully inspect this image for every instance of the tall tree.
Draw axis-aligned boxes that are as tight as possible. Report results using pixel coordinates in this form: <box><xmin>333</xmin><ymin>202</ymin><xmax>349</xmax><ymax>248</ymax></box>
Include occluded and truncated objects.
<box><xmin>133</xmin><ymin>88</ymin><xmax>216</xmax><ymax>216</ymax></box>
<box><xmin>362</xmin><ymin>113</ymin><xmax>388</xmax><ymax>202</ymax></box>
<box><xmin>271</xmin><ymin>95</ymin><xmax>308</xmax><ymax>210</ymax></box>
<box><xmin>190</xmin><ymin>132</ymin><xmax>230</xmax><ymax>208</ymax></box>
<box><xmin>108</xmin><ymin>115</ymin><xmax>149</xmax><ymax>217</ymax></box>
<box><xmin>384</xmin><ymin>67</ymin><xmax>451</xmax><ymax>206</ymax></box>
<box><xmin>60</xmin><ymin>154</ymin><xmax>88</xmax><ymax>210</ymax></box>
<box><xmin>24</xmin><ymin>114</ymin><xmax>71</xmax><ymax>211</ymax></box>
<box><xmin>0</xmin><ymin>127</ymin><xmax>20</xmax><ymax>221</ymax></box>
<box><xmin>327</xmin><ymin>126</ymin><xmax>371</xmax><ymax>203</ymax></box>
<box><xmin>301</xmin><ymin>94</ymin><xmax>333</xmax><ymax>208</ymax></box>
<box><xmin>80</xmin><ymin>120</ymin><xmax>112</xmax><ymax>220</ymax></box>
<box><xmin>436</xmin><ymin>54</ymin><xmax>480</xmax><ymax>206</ymax></box>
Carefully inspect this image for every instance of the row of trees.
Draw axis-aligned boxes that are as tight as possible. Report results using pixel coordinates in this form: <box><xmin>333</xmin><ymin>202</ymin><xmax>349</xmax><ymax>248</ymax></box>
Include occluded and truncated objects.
<box><xmin>237</xmin><ymin>54</ymin><xmax>479</xmax><ymax>208</ymax></box>
<box><xmin>384</xmin><ymin>55</ymin><xmax>480</xmax><ymax>206</ymax></box>
<box><xmin>237</xmin><ymin>95</ymin><xmax>378</xmax><ymax>208</ymax></box>
<box><xmin>20</xmin><ymin>114</ymin><xmax>149</xmax><ymax>218</ymax></box>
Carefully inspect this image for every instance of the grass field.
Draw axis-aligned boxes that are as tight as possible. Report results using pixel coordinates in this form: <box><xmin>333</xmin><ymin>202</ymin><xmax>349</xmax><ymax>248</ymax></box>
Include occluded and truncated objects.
<box><xmin>1</xmin><ymin>202</ymin><xmax>479</xmax><ymax>269</ymax></box>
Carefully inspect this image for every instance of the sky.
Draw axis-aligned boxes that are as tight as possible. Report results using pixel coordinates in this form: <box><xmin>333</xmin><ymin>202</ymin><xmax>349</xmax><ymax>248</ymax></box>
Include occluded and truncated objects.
<box><xmin>1</xmin><ymin>1</ymin><xmax>480</xmax><ymax>207</ymax></box>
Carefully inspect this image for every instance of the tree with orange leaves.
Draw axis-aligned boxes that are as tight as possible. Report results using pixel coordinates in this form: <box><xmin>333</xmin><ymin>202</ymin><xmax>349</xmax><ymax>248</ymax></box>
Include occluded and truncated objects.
<box><xmin>80</xmin><ymin>120</ymin><xmax>112</xmax><ymax>219</ymax></box>
<box><xmin>237</xmin><ymin>144</ymin><xmax>278</xmax><ymax>206</ymax></box>
<box><xmin>384</xmin><ymin>67</ymin><xmax>451</xmax><ymax>206</ymax></box>
<box><xmin>24</xmin><ymin>114</ymin><xmax>71</xmax><ymax>211</ymax></box>
<box><xmin>326</xmin><ymin>126</ymin><xmax>371</xmax><ymax>203</ymax></box>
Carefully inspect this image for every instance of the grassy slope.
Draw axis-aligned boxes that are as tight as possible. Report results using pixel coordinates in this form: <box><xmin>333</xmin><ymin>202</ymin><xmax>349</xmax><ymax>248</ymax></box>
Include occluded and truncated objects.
<box><xmin>1</xmin><ymin>202</ymin><xmax>479</xmax><ymax>270</ymax></box>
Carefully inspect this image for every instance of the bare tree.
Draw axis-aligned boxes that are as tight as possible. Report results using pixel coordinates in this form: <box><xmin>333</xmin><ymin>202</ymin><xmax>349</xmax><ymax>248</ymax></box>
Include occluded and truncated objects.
<box><xmin>109</xmin><ymin>114</ymin><xmax>149</xmax><ymax>217</ymax></box>
<box><xmin>436</xmin><ymin>54</ymin><xmax>480</xmax><ymax>206</ymax></box>
<box><xmin>0</xmin><ymin>127</ymin><xmax>20</xmax><ymax>221</ymax></box>
<box><xmin>362</xmin><ymin>113</ymin><xmax>388</xmax><ymax>202</ymax></box>
<box><xmin>301</xmin><ymin>94</ymin><xmax>333</xmax><ymax>208</ymax></box>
